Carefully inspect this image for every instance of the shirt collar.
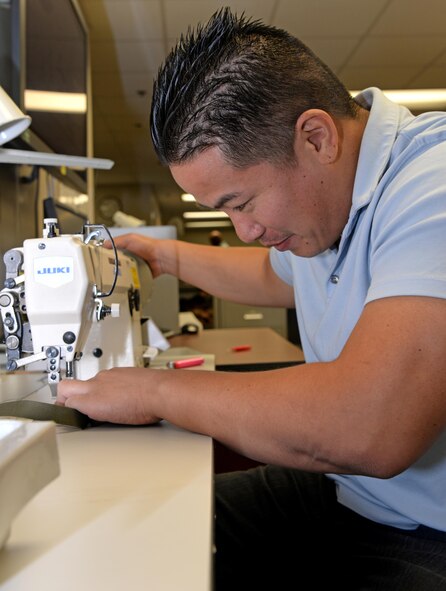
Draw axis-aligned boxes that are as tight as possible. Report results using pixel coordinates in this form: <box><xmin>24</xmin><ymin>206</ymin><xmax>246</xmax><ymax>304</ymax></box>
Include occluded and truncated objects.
<box><xmin>351</xmin><ymin>87</ymin><xmax>401</xmax><ymax>212</ymax></box>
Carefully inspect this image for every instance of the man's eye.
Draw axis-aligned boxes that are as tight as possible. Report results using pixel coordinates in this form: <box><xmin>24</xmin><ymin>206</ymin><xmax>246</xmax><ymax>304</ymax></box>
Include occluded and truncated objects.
<box><xmin>233</xmin><ymin>201</ymin><xmax>247</xmax><ymax>212</ymax></box>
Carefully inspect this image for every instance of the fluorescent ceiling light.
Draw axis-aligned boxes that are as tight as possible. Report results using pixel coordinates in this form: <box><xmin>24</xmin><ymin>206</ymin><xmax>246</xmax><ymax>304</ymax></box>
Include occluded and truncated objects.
<box><xmin>59</xmin><ymin>193</ymin><xmax>89</xmax><ymax>206</ymax></box>
<box><xmin>25</xmin><ymin>90</ymin><xmax>87</xmax><ymax>113</ymax></box>
<box><xmin>181</xmin><ymin>193</ymin><xmax>196</xmax><ymax>202</ymax></box>
<box><xmin>185</xmin><ymin>221</ymin><xmax>233</xmax><ymax>229</ymax></box>
<box><xmin>183</xmin><ymin>211</ymin><xmax>229</xmax><ymax>219</ymax></box>
<box><xmin>351</xmin><ymin>88</ymin><xmax>446</xmax><ymax>110</ymax></box>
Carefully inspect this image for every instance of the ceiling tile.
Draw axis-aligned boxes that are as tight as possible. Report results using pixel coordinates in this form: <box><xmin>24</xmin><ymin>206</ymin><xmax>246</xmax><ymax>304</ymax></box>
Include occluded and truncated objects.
<box><xmin>74</xmin><ymin>0</ymin><xmax>446</xmax><ymax>201</ymax></box>
<box><xmin>90</xmin><ymin>40</ymin><xmax>165</xmax><ymax>74</ymax></box>
<box><xmin>301</xmin><ymin>37</ymin><xmax>361</xmax><ymax>69</ymax></box>
<box><xmin>348</xmin><ymin>36</ymin><xmax>446</xmax><ymax>68</ymax></box>
<box><xmin>273</xmin><ymin>0</ymin><xmax>389</xmax><ymax>37</ymax></box>
<box><xmin>93</xmin><ymin>72</ymin><xmax>153</xmax><ymax>101</ymax></box>
<box><xmin>435</xmin><ymin>50</ymin><xmax>446</xmax><ymax>65</ymax></box>
<box><xmin>79</xmin><ymin>0</ymin><xmax>163</xmax><ymax>40</ymax></box>
<box><xmin>340</xmin><ymin>66</ymin><xmax>418</xmax><ymax>90</ymax></box>
<box><xmin>371</xmin><ymin>0</ymin><xmax>446</xmax><ymax>36</ymax></box>
<box><xmin>93</xmin><ymin>94</ymin><xmax>132</xmax><ymax>115</ymax></box>
<box><xmin>164</xmin><ymin>0</ymin><xmax>275</xmax><ymax>40</ymax></box>
<box><xmin>408</xmin><ymin>64</ymin><xmax>446</xmax><ymax>88</ymax></box>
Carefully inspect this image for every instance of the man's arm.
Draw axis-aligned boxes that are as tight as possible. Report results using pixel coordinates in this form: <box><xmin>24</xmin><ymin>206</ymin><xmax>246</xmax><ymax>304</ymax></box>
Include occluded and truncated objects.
<box><xmin>110</xmin><ymin>234</ymin><xmax>295</xmax><ymax>307</ymax></box>
<box><xmin>58</xmin><ymin>294</ymin><xmax>446</xmax><ymax>479</ymax></box>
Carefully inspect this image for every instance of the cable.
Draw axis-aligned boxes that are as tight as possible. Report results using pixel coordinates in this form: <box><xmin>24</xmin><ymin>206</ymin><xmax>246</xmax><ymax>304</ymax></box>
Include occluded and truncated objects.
<box><xmin>84</xmin><ymin>224</ymin><xmax>118</xmax><ymax>298</ymax></box>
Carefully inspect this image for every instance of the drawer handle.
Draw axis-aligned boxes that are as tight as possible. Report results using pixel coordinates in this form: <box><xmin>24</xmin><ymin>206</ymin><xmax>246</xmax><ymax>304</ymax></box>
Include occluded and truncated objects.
<box><xmin>243</xmin><ymin>313</ymin><xmax>264</xmax><ymax>321</ymax></box>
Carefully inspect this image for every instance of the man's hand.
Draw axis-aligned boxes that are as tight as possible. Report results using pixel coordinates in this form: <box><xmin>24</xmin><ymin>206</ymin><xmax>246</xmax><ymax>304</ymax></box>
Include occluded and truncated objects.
<box><xmin>105</xmin><ymin>233</ymin><xmax>173</xmax><ymax>278</ymax></box>
<box><xmin>57</xmin><ymin>367</ymin><xmax>162</xmax><ymax>425</ymax></box>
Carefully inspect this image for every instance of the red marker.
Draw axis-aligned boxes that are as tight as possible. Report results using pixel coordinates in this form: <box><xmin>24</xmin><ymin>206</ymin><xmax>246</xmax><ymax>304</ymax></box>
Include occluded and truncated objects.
<box><xmin>231</xmin><ymin>345</ymin><xmax>252</xmax><ymax>352</ymax></box>
<box><xmin>167</xmin><ymin>357</ymin><xmax>205</xmax><ymax>369</ymax></box>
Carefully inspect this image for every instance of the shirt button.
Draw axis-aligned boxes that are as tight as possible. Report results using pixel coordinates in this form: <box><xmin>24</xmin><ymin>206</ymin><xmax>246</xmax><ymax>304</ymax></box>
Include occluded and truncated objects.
<box><xmin>330</xmin><ymin>274</ymin><xmax>339</xmax><ymax>284</ymax></box>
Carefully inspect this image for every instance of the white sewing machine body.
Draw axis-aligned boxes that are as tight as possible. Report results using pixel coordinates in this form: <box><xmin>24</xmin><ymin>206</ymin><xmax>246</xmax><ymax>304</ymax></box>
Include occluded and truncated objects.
<box><xmin>1</xmin><ymin>219</ymin><xmax>152</xmax><ymax>391</ymax></box>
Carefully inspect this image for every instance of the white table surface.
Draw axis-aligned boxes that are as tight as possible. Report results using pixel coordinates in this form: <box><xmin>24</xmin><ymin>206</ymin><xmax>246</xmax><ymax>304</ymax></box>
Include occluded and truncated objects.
<box><xmin>0</xmin><ymin>421</ymin><xmax>214</xmax><ymax>590</ymax></box>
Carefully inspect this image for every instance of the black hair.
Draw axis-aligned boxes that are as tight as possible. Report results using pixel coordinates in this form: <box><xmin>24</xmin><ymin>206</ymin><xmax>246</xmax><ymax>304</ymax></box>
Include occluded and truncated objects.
<box><xmin>150</xmin><ymin>7</ymin><xmax>360</xmax><ymax>168</ymax></box>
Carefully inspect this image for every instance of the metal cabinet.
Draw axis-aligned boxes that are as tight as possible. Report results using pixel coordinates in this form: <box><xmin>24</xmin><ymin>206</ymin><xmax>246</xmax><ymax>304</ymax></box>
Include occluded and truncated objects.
<box><xmin>213</xmin><ymin>298</ymin><xmax>288</xmax><ymax>338</ymax></box>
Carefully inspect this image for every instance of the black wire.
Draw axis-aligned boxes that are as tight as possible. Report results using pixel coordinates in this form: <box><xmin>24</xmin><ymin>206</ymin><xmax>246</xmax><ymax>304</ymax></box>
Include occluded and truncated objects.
<box><xmin>100</xmin><ymin>225</ymin><xmax>118</xmax><ymax>298</ymax></box>
<box><xmin>82</xmin><ymin>224</ymin><xmax>118</xmax><ymax>298</ymax></box>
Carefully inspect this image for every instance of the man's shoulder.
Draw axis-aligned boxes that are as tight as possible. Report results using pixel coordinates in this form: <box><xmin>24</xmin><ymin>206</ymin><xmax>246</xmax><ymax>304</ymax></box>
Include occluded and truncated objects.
<box><xmin>395</xmin><ymin>110</ymin><xmax>446</xmax><ymax>157</ymax></box>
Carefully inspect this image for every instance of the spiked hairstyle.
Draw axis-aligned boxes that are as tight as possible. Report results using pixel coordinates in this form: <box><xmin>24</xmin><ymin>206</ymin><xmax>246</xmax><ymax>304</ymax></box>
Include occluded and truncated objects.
<box><xmin>150</xmin><ymin>8</ymin><xmax>359</xmax><ymax>168</ymax></box>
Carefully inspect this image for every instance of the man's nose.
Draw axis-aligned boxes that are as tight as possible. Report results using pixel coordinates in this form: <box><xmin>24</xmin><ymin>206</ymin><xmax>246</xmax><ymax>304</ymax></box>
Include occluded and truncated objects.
<box><xmin>230</xmin><ymin>214</ymin><xmax>265</xmax><ymax>243</ymax></box>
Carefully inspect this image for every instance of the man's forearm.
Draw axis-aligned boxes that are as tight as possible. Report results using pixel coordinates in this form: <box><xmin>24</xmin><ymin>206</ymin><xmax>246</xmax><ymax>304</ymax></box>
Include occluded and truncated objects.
<box><xmin>149</xmin><ymin>363</ymin><xmax>373</xmax><ymax>476</ymax></box>
<box><xmin>162</xmin><ymin>241</ymin><xmax>294</xmax><ymax>307</ymax></box>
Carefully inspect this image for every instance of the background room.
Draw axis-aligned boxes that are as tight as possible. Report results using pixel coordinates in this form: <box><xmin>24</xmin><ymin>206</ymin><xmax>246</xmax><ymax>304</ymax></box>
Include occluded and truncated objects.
<box><xmin>1</xmin><ymin>0</ymin><xmax>445</xmax><ymax>338</ymax></box>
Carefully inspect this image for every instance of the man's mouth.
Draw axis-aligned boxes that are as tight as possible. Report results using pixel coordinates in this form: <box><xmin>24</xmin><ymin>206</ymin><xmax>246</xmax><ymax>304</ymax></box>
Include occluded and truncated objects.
<box><xmin>261</xmin><ymin>235</ymin><xmax>292</xmax><ymax>251</ymax></box>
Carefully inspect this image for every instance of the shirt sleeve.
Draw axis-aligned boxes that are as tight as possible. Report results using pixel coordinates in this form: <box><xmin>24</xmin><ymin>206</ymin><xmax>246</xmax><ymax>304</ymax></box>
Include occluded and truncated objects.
<box><xmin>269</xmin><ymin>247</ymin><xmax>294</xmax><ymax>286</ymax></box>
<box><xmin>366</xmin><ymin>142</ymin><xmax>446</xmax><ymax>304</ymax></box>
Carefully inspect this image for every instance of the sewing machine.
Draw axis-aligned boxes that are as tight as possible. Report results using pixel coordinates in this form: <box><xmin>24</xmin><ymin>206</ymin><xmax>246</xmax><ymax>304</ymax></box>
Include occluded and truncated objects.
<box><xmin>0</xmin><ymin>218</ymin><xmax>152</xmax><ymax>399</ymax></box>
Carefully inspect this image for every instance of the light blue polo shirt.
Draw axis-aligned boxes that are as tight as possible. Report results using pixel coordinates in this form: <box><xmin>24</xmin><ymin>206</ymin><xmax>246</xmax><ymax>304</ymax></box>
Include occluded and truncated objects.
<box><xmin>270</xmin><ymin>88</ymin><xmax>446</xmax><ymax>531</ymax></box>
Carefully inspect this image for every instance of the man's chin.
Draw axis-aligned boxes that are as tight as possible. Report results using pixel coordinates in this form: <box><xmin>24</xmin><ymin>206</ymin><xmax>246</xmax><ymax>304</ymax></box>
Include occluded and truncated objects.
<box><xmin>288</xmin><ymin>239</ymin><xmax>324</xmax><ymax>258</ymax></box>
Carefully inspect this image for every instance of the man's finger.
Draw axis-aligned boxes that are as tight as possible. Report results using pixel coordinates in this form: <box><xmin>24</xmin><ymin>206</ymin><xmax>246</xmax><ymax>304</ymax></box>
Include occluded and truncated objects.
<box><xmin>56</xmin><ymin>378</ymin><xmax>90</xmax><ymax>404</ymax></box>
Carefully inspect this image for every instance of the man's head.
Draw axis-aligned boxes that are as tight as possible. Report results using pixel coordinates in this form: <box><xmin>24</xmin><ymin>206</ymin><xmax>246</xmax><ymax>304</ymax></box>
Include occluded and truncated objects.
<box><xmin>209</xmin><ymin>230</ymin><xmax>223</xmax><ymax>246</ymax></box>
<box><xmin>151</xmin><ymin>7</ymin><xmax>360</xmax><ymax>169</ymax></box>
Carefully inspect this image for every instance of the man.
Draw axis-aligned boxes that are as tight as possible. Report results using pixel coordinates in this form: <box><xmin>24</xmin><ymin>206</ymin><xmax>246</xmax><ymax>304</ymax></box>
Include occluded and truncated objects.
<box><xmin>58</xmin><ymin>9</ymin><xmax>446</xmax><ymax>589</ymax></box>
<box><xmin>209</xmin><ymin>229</ymin><xmax>229</xmax><ymax>247</ymax></box>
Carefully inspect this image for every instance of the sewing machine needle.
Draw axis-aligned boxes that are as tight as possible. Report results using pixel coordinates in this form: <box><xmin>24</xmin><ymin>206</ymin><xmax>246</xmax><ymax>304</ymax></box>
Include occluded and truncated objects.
<box><xmin>49</xmin><ymin>383</ymin><xmax>58</xmax><ymax>400</ymax></box>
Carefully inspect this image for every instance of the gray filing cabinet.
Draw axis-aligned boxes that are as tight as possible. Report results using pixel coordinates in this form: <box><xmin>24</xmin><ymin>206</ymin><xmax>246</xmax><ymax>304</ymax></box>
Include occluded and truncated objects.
<box><xmin>213</xmin><ymin>298</ymin><xmax>288</xmax><ymax>338</ymax></box>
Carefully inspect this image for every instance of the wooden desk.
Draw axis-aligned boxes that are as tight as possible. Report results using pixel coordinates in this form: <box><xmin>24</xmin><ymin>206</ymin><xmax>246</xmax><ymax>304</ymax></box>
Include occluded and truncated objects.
<box><xmin>169</xmin><ymin>327</ymin><xmax>304</xmax><ymax>370</ymax></box>
<box><xmin>0</xmin><ymin>423</ymin><xmax>213</xmax><ymax>591</ymax></box>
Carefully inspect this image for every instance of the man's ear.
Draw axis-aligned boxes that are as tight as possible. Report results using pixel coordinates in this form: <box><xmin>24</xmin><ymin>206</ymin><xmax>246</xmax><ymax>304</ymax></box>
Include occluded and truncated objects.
<box><xmin>294</xmin><ymin>109</ymin><xmax>339</xmax><ymax>164</ymax></box>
